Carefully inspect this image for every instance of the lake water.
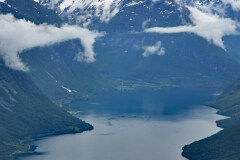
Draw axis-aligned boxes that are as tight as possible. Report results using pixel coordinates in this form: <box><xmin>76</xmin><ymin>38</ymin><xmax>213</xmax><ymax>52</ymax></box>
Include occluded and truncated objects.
<box><xmin>18</xmin><ymin>88</ymin><xmax>225</xmax><ymax>160</ymax></box>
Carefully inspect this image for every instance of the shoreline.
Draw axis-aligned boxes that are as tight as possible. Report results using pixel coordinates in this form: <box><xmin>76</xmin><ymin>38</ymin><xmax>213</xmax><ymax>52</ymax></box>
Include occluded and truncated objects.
<box><xmin>13</xmin><ymin>123</ymin><xmax>94</xmax><ymax>160</ymax></box>
<box><xmin>181</xmin><ymin>104</ymin><xmax>230</xmax><ymax>160</ymax></box>
<box><xmin>15</xmin><ymin>106</ymin><xmax>222</xmax><ymax>160</ymax></box>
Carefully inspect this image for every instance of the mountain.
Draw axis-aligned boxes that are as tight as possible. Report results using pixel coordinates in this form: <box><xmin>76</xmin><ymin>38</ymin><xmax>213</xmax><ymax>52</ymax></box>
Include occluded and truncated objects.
<box><xmin>0</xmin><ymin>62</ymin><xmax>93</xmax><ymax>160</ymax></box>
<box><xmin>17</xmin><ymin>0</ymin><xmax>240</xmax><ymax>107</ymax></box>
<box><xmin>0</xmin><ymin>1</ymin><xmax>93</xmax><ymax>159</ymax></box>
<box><xmin>0</xmin><ymin>0</ymin><xmax>62</xmax><ymax>25</ymax></box>
<box><xmin>1</xmin><ymin>0</ymin><xmax>240</xmax><ymax>160</ymax></box>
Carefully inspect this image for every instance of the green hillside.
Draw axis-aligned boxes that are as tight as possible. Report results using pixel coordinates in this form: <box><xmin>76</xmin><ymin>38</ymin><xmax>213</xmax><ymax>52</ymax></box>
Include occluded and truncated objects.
<box><xmin>0</xmin><ymin>63</ymin><xmax>93</xmax><ymax>160</ymax></box>
<box><xmin>0</xmin><ymin>2</ymin><xmax>93</xmax><ymax>159</ymax></box>
<box><xmin>182</xmin><ymin>77</ymin><xmax>240</xmax><ymax>160</ymax></box>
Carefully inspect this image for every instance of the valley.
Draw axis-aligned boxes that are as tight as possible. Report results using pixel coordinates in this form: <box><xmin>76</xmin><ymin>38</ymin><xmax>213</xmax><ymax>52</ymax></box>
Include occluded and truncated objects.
<box><xmin>1</xmin><ymin>0</ymin><xmax>240</xmax><ymax>160</ymax></box>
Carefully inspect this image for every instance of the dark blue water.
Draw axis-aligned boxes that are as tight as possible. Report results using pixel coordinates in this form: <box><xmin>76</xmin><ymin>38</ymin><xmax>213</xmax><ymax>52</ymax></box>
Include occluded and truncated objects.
<box><xmin>66</xmin><ymin>88</ymin><xmax>217</xmax><ymax>116</ymax></box>
<box><xmin>18</xmin><ymin>88</ymin><xmax>225</xmax><ymax>160</ymax></box>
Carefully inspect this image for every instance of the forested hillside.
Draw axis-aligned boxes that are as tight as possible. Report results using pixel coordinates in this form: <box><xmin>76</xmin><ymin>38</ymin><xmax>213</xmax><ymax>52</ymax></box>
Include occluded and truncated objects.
<box><xmin>182</xmin><ymin>77</ymin><xmax>240</xmax><ymax>160</ymax></box>
<box><xmin>0</xmin><ymin>1</ymin><xmax>93</xmax><ymax>159</ymax></box>
<box><xmin>0</xmin><ymin>63</ymin><xmax>93</xmax><ymax>160</ymax></box>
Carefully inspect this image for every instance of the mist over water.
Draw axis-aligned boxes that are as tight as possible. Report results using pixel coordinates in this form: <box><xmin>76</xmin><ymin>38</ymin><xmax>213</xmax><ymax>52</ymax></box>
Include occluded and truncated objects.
<box><xmin>18</xmin><ymin>88</ymin><xmax>225</xmax><ymax>160</ymax></box>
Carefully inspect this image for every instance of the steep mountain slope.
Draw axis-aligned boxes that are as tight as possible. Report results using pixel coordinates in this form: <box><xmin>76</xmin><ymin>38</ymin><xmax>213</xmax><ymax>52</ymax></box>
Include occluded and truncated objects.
<box><xmin>21</xmin><ymin>42</ymin><xmax>109</xmax><ymax>105</ymax></box>
<box><xmin>182</xmin><ymin>78</ymin><xmax>240</xmax><ymax>160</ymax></box>
<box><xmin>0</xmin><ymin>62</ymin><xmax>93</xmax><ymax>160</ymax></box>
<box><xmin>0</xmin><ymin>1</ymin><xmax>93</xmax><ymax>159</ymax></box>
<box><xmin>206</xmin><ymin>77</ymin><xmax>240</xmax><ymax>118</ymax></box>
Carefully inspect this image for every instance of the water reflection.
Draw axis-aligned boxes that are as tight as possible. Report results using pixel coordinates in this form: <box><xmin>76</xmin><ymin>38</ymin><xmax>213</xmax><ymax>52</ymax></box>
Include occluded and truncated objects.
<box><xmin>67</xmin><ymin>88</ymin><xmax>218</xmax><ymax>116</ymax></box>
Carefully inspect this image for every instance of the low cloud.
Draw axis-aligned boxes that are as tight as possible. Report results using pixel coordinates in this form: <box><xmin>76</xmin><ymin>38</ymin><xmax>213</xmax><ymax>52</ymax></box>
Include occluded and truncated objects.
<box><xmin>142</xmin><ymin>41</ymin><xmax>165</xmax><ymax>57</ymax></box>
<box><xmin>0</xmin><ymin>14</ymin><xmax>103</xmax><ymax>71</ymax></box>
<box><xmin>145</xmin><ymin>6</ymin><xmax>238</xmax><ymax>49</ymax></box>
<box><xmin>222</xmin><ymin>0</ymin><xmax>240</xmax><ymax>11</ymax></box>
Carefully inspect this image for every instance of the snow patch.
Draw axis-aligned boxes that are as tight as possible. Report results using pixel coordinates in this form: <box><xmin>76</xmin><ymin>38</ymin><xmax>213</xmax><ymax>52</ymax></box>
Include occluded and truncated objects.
<box><xmin>37</xmin><ymin>0</ymin><xmax>123</xmax><ymax>24</ymax></box>
<box><xmin>62</xmin><ymin>86</ymin><xmax>72</xmax><ymax>93</ymax></box>
<box><xmin>59</xmin><ymin>0</ymin><xmax>74</xmax><ymax>11</ymax></box>
<box><xmin>126</xmin><ymin>1</ymin><xmax>144</xmax><ymax>7</ymax></box>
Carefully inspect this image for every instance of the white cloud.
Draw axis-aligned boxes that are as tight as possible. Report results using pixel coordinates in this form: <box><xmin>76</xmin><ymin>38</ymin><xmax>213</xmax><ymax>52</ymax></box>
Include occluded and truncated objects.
<box><xmin>0</xmin><ymin>14</ymin><xmax>103</xmax><ymax>71</ymax></box>
<box><xmin>145</xmin><ymin>6</ymin><xmax>238</xmax><ymax>49</ymax></box>
<box><xmin>222</xmin><ymin>0</ymin><xmax>240</xmax><ymax>11</ymax></box>
<box><xmin>142</xmin><ymin>41</ymin><xmax>165</xmax><ymax>57</ymax></box>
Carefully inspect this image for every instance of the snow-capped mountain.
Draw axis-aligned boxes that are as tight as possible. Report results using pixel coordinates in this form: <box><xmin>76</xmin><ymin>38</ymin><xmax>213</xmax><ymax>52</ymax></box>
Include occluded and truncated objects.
<box><xmin>32</xmin><ymin>0</ymin><xmax>240</xmax><ymax>52</ymax></box>
<box><xmin>2</xmin><ymin>0</ymin><xmax>240</xmax><ymax>104</ymax></box>
<box><xmin>1</xmin><ymin>1</ymin><xmax>240</xmax><ymax>160</ymax></box>
<box><xmin>33</xmin><ymin>0</ymin><xmax>240</xmax><ymax>27</ymax></box>
<box><xmin>34</xmin><ymin>0</ymin><xmax>123</xmax><ymax>26</ymax></box>
<box><xmin>32</xmin><ymin>0</ymin><xmax>193</xmax><ymax>29</ymax></box>
<box><xmin>35</xmin><ymin>0</ymin><xmax>240</xmax><ymax>54</ymax></box>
